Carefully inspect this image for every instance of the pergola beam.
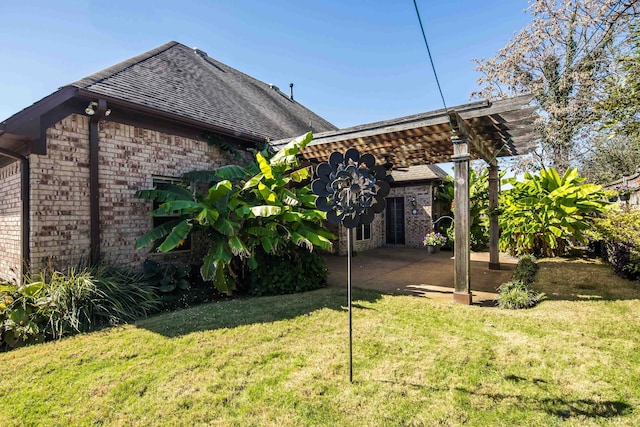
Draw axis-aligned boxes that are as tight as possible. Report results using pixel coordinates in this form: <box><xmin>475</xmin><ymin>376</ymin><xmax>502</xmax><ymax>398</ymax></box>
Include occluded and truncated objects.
<box><xmin>449</xmin><ymin>110</ymin><xmax>497</xmax><ymax>166</ymax></box>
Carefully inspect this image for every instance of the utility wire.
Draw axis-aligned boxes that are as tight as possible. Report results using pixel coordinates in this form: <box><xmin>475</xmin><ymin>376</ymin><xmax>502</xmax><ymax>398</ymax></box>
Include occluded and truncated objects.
<box><xmin>412</xmin><ymin>0</ymin><xmax>455</xmax><ymax>133</ymax></box>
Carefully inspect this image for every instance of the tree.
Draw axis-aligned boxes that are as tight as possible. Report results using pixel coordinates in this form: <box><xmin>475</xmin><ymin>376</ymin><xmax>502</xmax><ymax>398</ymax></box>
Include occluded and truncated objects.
<box><xmin>135</xmin><ymin>133</ymin><xmax>334</xmax><ymax>295</ymax></box>
<box><xmin>580</xmin><ymin>134</ymin><xmax>640</xmax><ymax>184</ymax></box>
<box><xmin>583</xmin><ymin>23</ymin><xmax>640</xmax><ymax>183</ymax></box>
<box><xmin>473</xmin><ymin>0</ymin><xmax>639</xmax><ymax>173</ymax></box>
<box><xmin>598</xmin><ymin>23</ymin><xmax>640</xmax><ymax>138</ymax></box>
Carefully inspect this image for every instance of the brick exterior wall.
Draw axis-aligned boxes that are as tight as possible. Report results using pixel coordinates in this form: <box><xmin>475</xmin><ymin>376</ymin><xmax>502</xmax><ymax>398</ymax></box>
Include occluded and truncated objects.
<box><xmin>0</xmin><ymin>161</ymin><xmax>22</xmax><ymax>283</ymax></box>
<box><xmin>29</xmin><ymin>114</ymin><xmax>230</xmax><ymax>273</ymax></box>
<box><xmin>337</xmin><ymin>183</ymin><xmax>437</xmax><ymax>255</ymax></box>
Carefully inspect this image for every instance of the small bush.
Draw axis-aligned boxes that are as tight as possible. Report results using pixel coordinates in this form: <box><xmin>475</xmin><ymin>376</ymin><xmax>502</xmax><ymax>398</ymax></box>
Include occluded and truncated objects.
<box><xmin>243</xmin><ymin>246</ymin><xmax>328</xmax><ymax>296</ymax></box>
<box><xmin>591</xmin><ymin>209</ymin><xmax>640</xmax><ymax>280</ymax></box>
<box><xmin>498</xmin><ymin>281</ymin><xmax>544</xmax><ymax>309</ymax></box>
<box><xmin>512</xmin><ymin>254</ymin><xmax>538</xmax><ymax>285</ymax></box>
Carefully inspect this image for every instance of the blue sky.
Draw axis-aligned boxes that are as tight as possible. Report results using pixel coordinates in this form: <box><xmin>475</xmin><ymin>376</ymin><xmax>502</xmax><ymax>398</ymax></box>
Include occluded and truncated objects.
<box><xmin>0</xmin><ymin>0</ymin><xmax>530</xmax><ymax>129</ymax></box>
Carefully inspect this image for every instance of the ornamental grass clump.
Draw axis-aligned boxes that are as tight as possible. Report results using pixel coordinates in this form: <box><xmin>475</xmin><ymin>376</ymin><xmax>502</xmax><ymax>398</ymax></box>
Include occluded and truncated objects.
<box><xmin>498</xmin><ymin>255</ymin><xmax>544</xmax><ymax>309</ymax></box>
<box><xmin>1</xmin><ymin>266</ymin><xmax>160</xmax><ymax>351</ymax></box>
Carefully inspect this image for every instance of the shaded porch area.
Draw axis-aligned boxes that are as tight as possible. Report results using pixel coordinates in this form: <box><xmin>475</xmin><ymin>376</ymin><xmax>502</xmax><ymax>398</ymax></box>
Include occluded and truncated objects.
<box><xmin>325</xmin><ymin>247</ymin><xmax>518</xmax><ymax>305</ymax></box>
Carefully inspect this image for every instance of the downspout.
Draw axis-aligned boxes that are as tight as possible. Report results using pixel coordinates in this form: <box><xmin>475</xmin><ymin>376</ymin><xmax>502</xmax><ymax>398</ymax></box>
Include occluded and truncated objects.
<box><xmin>89</xmin><ymin>100</ymin><xmax>108</xmax><ymax>265</ymax></box>
<box><xmin>0</xmin><ymin>140</ymin><xmax>30</xmax><ymax>280</ymax></box>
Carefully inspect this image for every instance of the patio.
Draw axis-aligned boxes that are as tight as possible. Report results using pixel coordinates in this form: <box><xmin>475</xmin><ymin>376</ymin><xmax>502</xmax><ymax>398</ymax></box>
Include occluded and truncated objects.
<box><xmin>324</xmin><ymin>247</ymin><xmax>518</xmax><ymax>305</ymax></box>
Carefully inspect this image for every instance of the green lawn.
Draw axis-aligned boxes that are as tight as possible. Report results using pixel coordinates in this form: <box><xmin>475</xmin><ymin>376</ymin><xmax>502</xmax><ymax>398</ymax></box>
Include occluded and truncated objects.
<box><xmin>1</xmin><ymin>258</ymin><xmax>639</xmax><ymax>426</ymax></box>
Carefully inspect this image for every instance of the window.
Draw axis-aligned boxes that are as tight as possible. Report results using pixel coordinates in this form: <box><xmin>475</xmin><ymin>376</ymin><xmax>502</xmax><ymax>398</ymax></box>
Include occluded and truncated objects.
<box><xmin>152</xmin><ymin>177</ymin><xmax>191</xmax><ymax>251</ymax></box>
<box><xmin>356</xmin><ymin>223</ymin><xmax>371</xmax><ymax>241</ymax></box>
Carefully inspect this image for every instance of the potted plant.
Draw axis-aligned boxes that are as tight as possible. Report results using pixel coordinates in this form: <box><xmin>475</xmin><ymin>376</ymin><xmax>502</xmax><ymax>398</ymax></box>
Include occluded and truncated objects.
<box><xmin>423</xmin><ymin>232</ymin><xmax>447</xmax><ymax>254</ymax></box>
<box><xmin>616</xmin><ymin>185</ymin><xmax>634</xmax><ymax>201</ymax></box>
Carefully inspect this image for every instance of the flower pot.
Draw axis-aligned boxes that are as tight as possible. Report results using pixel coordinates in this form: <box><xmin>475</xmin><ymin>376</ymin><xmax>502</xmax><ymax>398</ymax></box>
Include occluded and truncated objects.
<box><xmin>426</xmin><ymin>245</ymin><xmax>438</xmax><ymax>254</ymax></box>
<box><xmin>620</xmin><ymin>193</ymin><xmax>631</xmax><ymax>201</ymax></box>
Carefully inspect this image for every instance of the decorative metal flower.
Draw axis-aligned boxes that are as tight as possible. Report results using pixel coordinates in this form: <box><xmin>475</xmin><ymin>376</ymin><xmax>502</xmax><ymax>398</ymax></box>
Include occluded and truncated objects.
<box><xmin>312</xmin><ymin>148</ymin><xmax>391</xmax><ymax>228</ymax></box>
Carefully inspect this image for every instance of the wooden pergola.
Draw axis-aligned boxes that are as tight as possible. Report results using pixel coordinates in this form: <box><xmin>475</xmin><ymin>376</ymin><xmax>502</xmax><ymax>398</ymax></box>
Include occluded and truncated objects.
<box><xmin>273</xmin><ymin>95</ymin><xmax>538</xmax><ymax>304</ymax></box>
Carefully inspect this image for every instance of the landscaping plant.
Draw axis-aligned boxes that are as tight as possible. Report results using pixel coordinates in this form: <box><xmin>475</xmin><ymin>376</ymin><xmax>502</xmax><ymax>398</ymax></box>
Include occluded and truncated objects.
<box><xmin>499</xmin><ymin>168</ymin><xmax>609</xmax><ymax>257</ymax></box>
<box><xmin>135</xmin><ymin>132</ymin><xmax>334</xmax><ymax>295</ymax></box>
<box><xmin>591</xmin><ymin>208</ymin><xmax>640</xmax><ymax>280</ymax></box>
<box><xmin>0</xmin><ymin>266</ymin><xmax>159</xmax><ymax>351</ymax></box>
<box><xmin>498</xmin><ymin>255</ymin><xmax>544</xmax><ymax>309</ymax></box>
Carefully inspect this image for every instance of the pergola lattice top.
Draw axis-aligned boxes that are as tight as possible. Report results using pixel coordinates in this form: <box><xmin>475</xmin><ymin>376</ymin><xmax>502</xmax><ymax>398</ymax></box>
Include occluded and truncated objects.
<box><xmin>272</xmin><ymin>95</ymin><xmax>538</xmax><ymax>167</ymax></box>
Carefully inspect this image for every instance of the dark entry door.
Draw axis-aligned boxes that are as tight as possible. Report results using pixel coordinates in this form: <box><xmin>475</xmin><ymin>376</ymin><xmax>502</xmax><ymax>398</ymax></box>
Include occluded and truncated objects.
<box><xmin>385</xmin><ymin>197</ymin><xmax>405</xmax><ymax>245</ymax></box>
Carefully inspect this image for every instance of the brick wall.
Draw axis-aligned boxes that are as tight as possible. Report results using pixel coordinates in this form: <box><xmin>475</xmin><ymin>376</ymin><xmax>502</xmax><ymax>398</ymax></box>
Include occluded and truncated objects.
<box><xmin>337</xmin><ymin>183</ymin><xmax>436</xmax><ymax>255</ymax></box>
<box><xmin>29</xmin><ymin>114</ymin><xmax>230</xmax><ymax>273</ymax></box>
<box><xmin>97</xmin><ymin>120</ymin><xmax>228</xmax><ymax>269</ymax></box>
<box><xmin>390</xmin><ymin>184</ymin><xmax>435</xmax><ymax>248</ymax></box>
<box><xmin>0</xmin><ymin>161</ymin><xmax>22</xmax><ymax>283</ymax></box>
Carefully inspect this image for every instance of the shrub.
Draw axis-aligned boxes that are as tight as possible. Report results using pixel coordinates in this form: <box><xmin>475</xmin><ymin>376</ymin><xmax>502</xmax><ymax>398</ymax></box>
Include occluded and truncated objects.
<box><xmin>243</xmin><ymin>246</ymin><xmax>328</xmax><ymax>296</ymax></box>
<box><xmin>591</xmin><ymin>209</ymin><xmax>640</xmax><ymax>280</ymax></box>
<box><xmin>498</xmin><ymin>281</ymin><xmax>544</xmax><ymax>309</ymax></box>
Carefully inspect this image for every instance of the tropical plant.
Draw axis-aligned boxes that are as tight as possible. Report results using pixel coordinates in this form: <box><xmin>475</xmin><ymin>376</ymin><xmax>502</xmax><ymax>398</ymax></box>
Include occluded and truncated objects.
<box><xmin>436</xmin><ymin>168</ymin><xmax>491</xmax><ymax>251</ymax></box>
<box><xmin>135</xmin><ymin>132</ymin><xmax>334</xmax><ymax>295</ymax></box>
<box><xmin>499</xmin><ymin>168</ymin><xmax>610</xmax><ymax>257</ymax></box>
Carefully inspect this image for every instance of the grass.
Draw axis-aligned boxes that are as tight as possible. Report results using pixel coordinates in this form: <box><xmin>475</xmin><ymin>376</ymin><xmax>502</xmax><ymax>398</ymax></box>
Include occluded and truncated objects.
<box><xmin>1</xmin><ymin>258</ymin><xmax>639</xmax><ymax>426</ymax></box>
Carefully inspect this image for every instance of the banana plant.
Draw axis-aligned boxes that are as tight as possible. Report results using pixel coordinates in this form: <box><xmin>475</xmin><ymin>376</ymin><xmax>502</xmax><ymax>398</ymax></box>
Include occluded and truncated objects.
<box><xmin>499</xmin><ymin>167</ymin><xmax>610</xmax><ymax>257</ymax></box>
<box><xmin>135</xmin><ymin>132</ymin><xmax>334</xmax><ymax>294</ymax></box>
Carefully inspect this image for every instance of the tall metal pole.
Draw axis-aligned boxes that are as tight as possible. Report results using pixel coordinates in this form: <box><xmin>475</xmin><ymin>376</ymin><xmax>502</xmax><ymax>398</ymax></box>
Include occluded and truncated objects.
<box><xmin>347</xmin><ymin>228</ymin><xmax>353</xmax><ymax>383</ymax></box>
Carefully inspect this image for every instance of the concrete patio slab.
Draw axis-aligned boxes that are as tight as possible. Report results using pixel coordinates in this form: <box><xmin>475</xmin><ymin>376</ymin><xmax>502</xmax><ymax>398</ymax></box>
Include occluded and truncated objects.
<box><xmin>324</xmin><ymin>247</ymin><xmax>518</xmax><ymax>305</ymax></box>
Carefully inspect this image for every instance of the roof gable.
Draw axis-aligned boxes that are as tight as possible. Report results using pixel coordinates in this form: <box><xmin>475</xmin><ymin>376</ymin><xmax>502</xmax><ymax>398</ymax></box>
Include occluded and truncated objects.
<box><xmin>70</xmin><ymin>41</ymin><xmax>336</xmax><ymax>141</ymax></box>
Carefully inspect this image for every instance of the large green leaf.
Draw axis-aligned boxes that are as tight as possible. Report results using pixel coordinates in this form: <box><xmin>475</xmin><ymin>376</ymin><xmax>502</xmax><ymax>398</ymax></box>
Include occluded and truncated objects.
<box><xmin>195</xmin><ymin>208</ymin><xmax>219</xmax><ymax>225</ymax></box>
<box><xmin>270</xmin><ymin>132</ymin><xmax>313</xmax><ymax>166</ymax></box>
<box><xmin>215</xmin><ymin>165</ymin><xmax>250</xmax><ymax>181</ymax></box>
<box><xmin>256</xmin><ymin>152</ymin><xmax>274</xmax><ymax>180</ymax></box>
<box><xmin>258</xmin><ymin>182</ymin><xmax>277</xmax><ymax>203</ymax></box>
<box><xmin>181</xmin><ymin>170</ymin><xmax>221</xmax><ymax>184</ymax></box>
<box><xmin>213</xmin><ymin>262</ymin><xmax>235</xmax><ymax>295</ymax></box>
<box><xmin>135</xmin><ymin>185</ymin><xmax>192</xmax><ymax>202</ymax></box>
<box><xmin>200</xmin><ymin>243</ymin><xmax>232</xmax><ymax>281</ymax></box>
<box><xmin>153</xmin><ymin>200</ymin><xmax>202</xmax><ymax>216</ymax></box>
<box><xmin>157</xmin><ymin>220</ymin><xmax>193</xmax><ymax>252</ymax></box>
<box><xmin>135</xmin><ymin>218</ymin><xmax>184</xmax><ymax>250</ymax></box>
<box><xmin>228</xmin><ymin>236</ymin><xmax>250</xmax><ymax>258</ymax></box>
<box><xmin>206</xmin><ymin>180</ymin><xmax>233</xmax><ymax>203</ymax></box>
<box><xmin>250</xmin><ymin>205</ymin><xmax>282</xmax><ymax>217</ymax></box>
<box><xmin>214</xmin><ymin>218</ymin><xmax>240</xmax><ymax>236</ymax></box>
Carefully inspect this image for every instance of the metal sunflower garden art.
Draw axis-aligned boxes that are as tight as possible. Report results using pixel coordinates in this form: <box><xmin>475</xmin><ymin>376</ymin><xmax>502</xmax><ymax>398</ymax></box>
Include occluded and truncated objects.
<box><xmin>311</xmin><ymin>148</ymin><xmax>391</xmax><ymax>228</ymax></box>
<box><xmin>311</xmin><ymin>148</ymin><xmax>392</xmax><ymax>383</ymax></box>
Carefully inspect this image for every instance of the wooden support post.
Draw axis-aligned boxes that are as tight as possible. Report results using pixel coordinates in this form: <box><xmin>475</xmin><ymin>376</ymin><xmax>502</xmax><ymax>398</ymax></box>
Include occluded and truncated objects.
<box><xmin>488</xmin><ymin>164</ymin><xmax>501</xmax><ymax>270</ymax></box>
<box><xmin>452</xmin><ymin>136</ymin><xmax>471</xmax><ymax>304</ymax></box>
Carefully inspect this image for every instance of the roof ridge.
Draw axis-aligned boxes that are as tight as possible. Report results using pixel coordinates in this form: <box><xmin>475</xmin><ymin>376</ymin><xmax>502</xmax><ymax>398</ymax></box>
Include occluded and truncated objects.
<box><xmin>69</xmin><ymin>41</ymin><xmax>180</xmax><ymax>89</ymax></box>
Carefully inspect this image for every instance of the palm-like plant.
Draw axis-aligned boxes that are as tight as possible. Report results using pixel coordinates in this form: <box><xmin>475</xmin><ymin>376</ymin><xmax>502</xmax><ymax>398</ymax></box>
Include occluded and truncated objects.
<box><xmin>135</xmin><ymin>132</ymin><xmax>334</xmax><ymax>294</ymax></box>
<box><xmin>499</xmin><ymin>168</ymin><xmax>610</xmax><ymax>257</ymax></box>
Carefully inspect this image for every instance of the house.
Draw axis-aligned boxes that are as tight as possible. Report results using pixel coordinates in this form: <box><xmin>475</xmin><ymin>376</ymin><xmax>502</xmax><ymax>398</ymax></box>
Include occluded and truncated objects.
<box><xmin>0</xmin><ymin>41</ymin><xmax>337</xmax><ymax>283</ymax></box>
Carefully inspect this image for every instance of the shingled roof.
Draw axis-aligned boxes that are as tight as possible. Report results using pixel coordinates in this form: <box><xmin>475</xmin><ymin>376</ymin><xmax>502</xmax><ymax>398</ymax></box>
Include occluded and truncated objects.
<box><xmin>69</xmin><ymin>41</ymin><xmax>336</xmax><ymax>141</ymax></box>
<box><xmin>391</xmin><ymin>164</ymin><xmax>449</xmax><ymax>183</ymax></box>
